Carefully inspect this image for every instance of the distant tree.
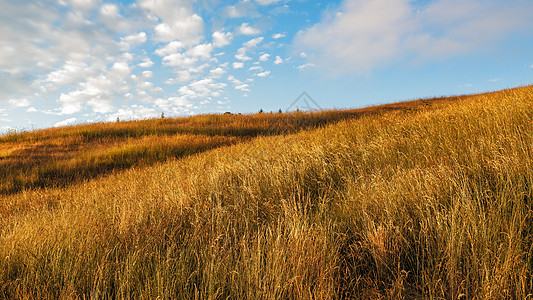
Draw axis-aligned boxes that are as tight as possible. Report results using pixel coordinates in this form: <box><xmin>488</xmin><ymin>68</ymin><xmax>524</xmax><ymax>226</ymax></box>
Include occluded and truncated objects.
<box><xmin>116</xmin><ymin>117</ymin><xmax>120</xmax><ymax>123</ymax></box>
<box><xmin>278</xmin><ymin>109</ymin><xmax>282</xmax><ymax>113</ymax></box>
<box><xmin>161</xmin><ymin>112</ymin><xmax>165</xmax><ymax>119</ymax></box>
<box><xmin>259</xmin><ymin>108</ymin><xmax>263</xmax><ymax>113</ymax></box>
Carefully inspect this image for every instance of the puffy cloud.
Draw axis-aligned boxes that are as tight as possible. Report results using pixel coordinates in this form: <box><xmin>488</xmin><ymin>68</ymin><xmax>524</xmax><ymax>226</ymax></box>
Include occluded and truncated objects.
<box><xmin>209</xmin><ymin>67</ymin><xmax>226</xmax><ymax>77</ymax></box>
<box><xmin>139</xmin><ymin>0</ymin><xmax>204</xmax><ymax>44</ymax></box>
<box><xmin>71</xmin><ymin>0</ymin><xmax>99</xmax><ymax>10</ymax></box>
<box><xmin>155</xmin><ymin>41</ymin><xmax>184</xmax><ymax>56</ymax></box>
<box><xmin>53</xmin><ymin>117</ymin><xmax>77</xmax><ymax>127</ymax></box>
<box><xmin>223</xmin><ymin>1</ymin><xmax>259</xmax><ymax>19</ymax></box>
<box><xmin>9</xmin><ymin>98</ymin><xmax>30</xmax><ymax>107</ymax></box>
<box><xmin>235</xmin><ymin>48</ymin><xmax>252</xmax><ymax>61</ymax></box>
<box><xmin>255</xmin><ymin>71</ymin><xmax>270</xmax><ymax>77</ymax></box>
<box><xmin>233</xmin><ymin>62</ymin><xmax>244</xmax><ymax>69</ymax></box>
<box><xmin>187</xmin><ymin>43</ymin><xmax>213</xmax><ymax>59</ymax></box>
<box><xmin>238</xmin><ymin>23</ymin><xmax>260</xmax><ymax>35</ymax></box>
<box><xmin>272</xmin><ymin>33</ymin><xmax>285</xmax><ymax>39</ymax></box>
<box><xmin>120</xmin><ymin>32</ymin><xmax>147</xmax><ymax>50</ymax></box>
<box><xmin>162</xmin><ymin>53</ymin><xmax>198</xmax><ymax>67</ymax></box>
<box><xmin>244</xmin><ymin>37</ymin><xmax>264</xmax><ymax>48</ymax></box>
<box><xmin>235</xmin><ymin>84</ymin><xmax>250</xmax><ymax>92</ymax></box>
<box><xmin>273</xmin><ymin>56</ymin><xmax>283</xmax><ymax>64</ymax></box>
<box><xmin>138</xmin><ymin>57</ymin><xmax>154</xmax><ymax>68</ymax></box>
<box><xmin>142</xmin><ymin>71</ymin><xmax>154</xmax><ymax>78</ymax></box>
<box><xmin>296</xmin><ymin>0</ymin><xmax>533</xmax><ymax>75</ymax></box>
<box><xmin>212</xmin><ymin>31</ymin><xmax>233</xmax><ymax>48</ymax></box>
<box><xmin>256</xmin><ymin>0</ymin><xmax>281</xmax><ymax>5</ymax></box>
<box><xmin>259</xmin><ymin>53</ymin><xmax>270</xmax><ymax>61</ymax></box>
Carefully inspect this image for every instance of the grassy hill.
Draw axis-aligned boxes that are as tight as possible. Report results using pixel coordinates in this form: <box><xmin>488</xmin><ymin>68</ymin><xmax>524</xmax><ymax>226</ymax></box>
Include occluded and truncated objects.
<box><xmin>1</xmin><ymin>86</ymin><xmax>532</xmax><ymax>298</ymax></box>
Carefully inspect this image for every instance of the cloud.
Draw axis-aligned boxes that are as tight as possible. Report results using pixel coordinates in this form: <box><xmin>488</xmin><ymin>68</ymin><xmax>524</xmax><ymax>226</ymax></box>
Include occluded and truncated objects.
<box><xmin>235</xmin><ymin>84</ymin><xmax>250</xmax><ymax>92</ymax></box>
<box><xmin>273</xmin><ymin>56</ymin><xmax>283</xmax><ymax>64</ymax></box>
<box><xmin>244</xmin><ymin>37</ymin><xmax>264</xmax><ymax>48</ymax></box>
<box><xmin>238</xmin><ymin>23</ymin><xmax>261</xmax><ymax>35</ymax></box>
<box><xmin>295</xmin><ymin>0</ymin><xmax>533</xmax><ymax>75</ymax></box>
<box><xmin>139</xmin><ymin>0</ymin><xmax>204</xmax><ymax>45</ymax></box>
<box><xmin>212</xmin><ymin>31</ymin><xmax>233</xmax><ymax>48</ymax></box>
<box><xmin>259</xmin><ymin>53</ymin><xmax>270</xmax><ymax>61</ymax></box>
<box><xmin>209</xmin><ymin>67</ymin><xmax>226</xmax><ymax>77</ymax></box>
<box><xmin>233</xmin><ymin>62</ymin><xmax>244</xmax><ymax>69</ymax></box>
<box><xmin>297</xmin><ymin>63</ymin><xmax>315</xmax><ymax>71</ymax></box>
<box><xmin>255</xmin><ymin>71</ymin><xmax>271</xmax><ymax>77</ymax></box>
<box><xmin>223</xmin><ymin>1</ymin><xmax>259</xmax><ymax>19</ymax></box>
<box><xmin>272</xmin><ymin>33</ymin><xmax>286</xmax><ymax>39</ymax></box>
<box><xmin>255</xmin><ymin>0</ymin><xmax>281</xmax><ymax>5</ymax></box>
<box><xmin>120</xmin><ymin>32</ymin><xmax>147</xmax><ymax>50</ymax></box>
<box><xmin>9</xmin><ymin>98</ymin><xmax>30</xmax><ymax>107</ymax></box>
<box><xmin>138</xmin><ymin>57</ymin><xmax>154</xmax><ymax>68</ymax></box>
<box><xmin>53</xmin><ymin>117</ymin><xmax>77</xmax><ymax>127</ymax></box>
<box><xmin>155</xmin><ymin>41</ymin><xmax>184</xmax><ymax>56</ymax></box>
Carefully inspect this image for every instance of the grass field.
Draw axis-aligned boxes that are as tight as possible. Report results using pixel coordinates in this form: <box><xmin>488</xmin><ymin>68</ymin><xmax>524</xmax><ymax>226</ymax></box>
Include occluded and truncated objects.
<box><xmin>1</xmin><ymin>86</ymin><xmax>532</xmax><ymax>298</ymax></box>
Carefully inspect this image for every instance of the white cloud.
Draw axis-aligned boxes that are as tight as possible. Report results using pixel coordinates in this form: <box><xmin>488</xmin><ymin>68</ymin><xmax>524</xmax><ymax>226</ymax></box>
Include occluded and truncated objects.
<box><xmin>155</xmin><ymin>41</ymin><xmax>184</xmax><ymax>56</ymax></box>
<box><xmin>109</xmin><ymin>105</ymin><xmax>158</xmax><ymax>122</ymax></box>
<box><xmin>235</xmin><ymin>47</ymin><xmax>252</xmax><ymax>61</ymax></box>
<box><xmin>256</xmin><ymin>0</ymin><xmax>281</xmax><ymax>5</ymax></box>
<box><xmin>274</xmin><ymin>56</ymin><xmax>283</xmax><ymax>64</ymax></box>
<box><xmin>209</xmin><ymin>67</ymin><xmax>226</xmax><ymax>77</ymax></box>
<box><xmin>139</xmin><ymin>0</ymin><xmax>204</xmax><ymax>45</ymax></box>
<box><xmin>120</xmin><ymin>32</ymin><xmax>147</xmax><ymax>49</ymax></box>
<box><xmin>244</xmin><ymin>37</ymin><xmax>264</xmax><ymax>48</ymax></box>
<box><xmin>249</xmin><ymin>66</ymin><xmax>262</xmax><ymax>71</ymax></box>
<box><xmin>272</xmin><ymin>33</ymin><xmax>286</xmax><ymax>39</ymax></box>
<box><xmin>71</xmin><ymin>0</ymin><xmax>99</xmax><ymax>10</ymax></box>
<box><xmin>238</xmin><ymin>23</ymin><xmax>260</xmax><ymax>35</ymax></box>
<box><xmin>53</xmin><ymin>117</ymin><xmax>77</xmax><ymax>127</ymax></box>
<box><xmin>212</xmin><ymin>31</ymin><xmax>233</xmax><ymax>48</ymax></box>
<box><xmin>187</xmin><ymin>43</ymin><xmax>213</xmax><ymax>59</ymax></box>
<box><xmin>297</xmin><ymin>63</ymin><xmax>315</xmax><ymax>71</ymax></box>
<box><xmin>142</xmin><ymin>71</ymin><xmax>153</xmax><ymax>78</ymax></box>
<box><xmin>162</xmin><ymin>53</ymin><xmax>198</xmax><ymax>67</ymax></box>
<box><xmin>235</xmin><ymin>84</ymin><xmax>250</xmax><ymax>92</ymax></box>
<box><xmin>138</xmin><ymin>57</ymin><xmax>154</xmax><ymax>68</ymax></box>
<box><xmin>259</xmin><ymin>53</ymin><xmax>270</xmax><ymax>61</ymax></box>
<box><xmin>9</xmin><ymin>98</ymin><xmax>31</xmax><ymax>107</ymax></box>
<box><xmin>233</xmin><ymin>62</ymin><xmax>244</xmax><ymax>69</ymax></box>
<box><xmin>223</xmin><ymin>1</ymin><xmax>258</xmax><ymax>19</ymax></box>
<box><xmin>296</xmin><ymin>0</ymin><xmax>533</xmax><ymax>75</ymax></box>
<box><xmin>255</xmin><ymin>71</ymin><xmax>271</xmax><ymax>77</ymax></box>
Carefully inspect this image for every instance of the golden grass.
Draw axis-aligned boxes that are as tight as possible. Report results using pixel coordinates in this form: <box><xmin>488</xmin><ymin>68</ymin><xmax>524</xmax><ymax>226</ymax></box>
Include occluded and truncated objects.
<box><xmin>1</xmin><ymin>86</ymin><xmax>533</xmax><ymax>298</ymax></box>
<box><xmin>2</xmin><ymin>106</ymin><xmax>436</xmax><ymax>196</ymax></box>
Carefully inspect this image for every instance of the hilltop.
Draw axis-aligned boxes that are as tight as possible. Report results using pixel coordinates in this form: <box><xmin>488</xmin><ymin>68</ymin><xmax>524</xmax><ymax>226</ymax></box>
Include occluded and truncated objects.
<box><xmin>1</xmin><ymin>86</ymin><xmax>532</xmax><ymax>298</ymax></box>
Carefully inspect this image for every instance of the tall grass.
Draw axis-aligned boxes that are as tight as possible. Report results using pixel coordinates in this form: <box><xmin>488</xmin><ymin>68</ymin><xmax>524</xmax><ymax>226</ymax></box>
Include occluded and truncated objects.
<box><xmin>1</xmin><ymin>87</ymin><xmax>532</xmax><ymax>298</ymax></box>
<box><xmin>1</xmin><ymin>105</ymin><xmax>433</xmax><ymax>195</ymax></box>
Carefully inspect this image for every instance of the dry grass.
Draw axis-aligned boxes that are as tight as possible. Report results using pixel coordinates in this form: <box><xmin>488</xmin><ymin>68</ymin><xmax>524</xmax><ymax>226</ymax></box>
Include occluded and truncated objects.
<box><xmin>1</xmin><ymin>87</ymin><xmax>532</xmax><ymax>298</ymax></box>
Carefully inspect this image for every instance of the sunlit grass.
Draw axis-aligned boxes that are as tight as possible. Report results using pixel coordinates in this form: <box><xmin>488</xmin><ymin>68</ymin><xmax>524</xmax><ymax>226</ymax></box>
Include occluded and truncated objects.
<box><xmin>1</xmin><ymin>87</ymin><xmax>532</xmax><ymax>298</ymax></box>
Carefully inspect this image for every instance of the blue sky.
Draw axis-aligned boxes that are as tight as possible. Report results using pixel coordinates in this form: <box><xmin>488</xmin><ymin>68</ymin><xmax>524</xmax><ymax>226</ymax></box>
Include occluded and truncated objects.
<box><xmin>1</xmin><ymin>0</ymin><xmax>533</xmax><ymax>131</ymax></box>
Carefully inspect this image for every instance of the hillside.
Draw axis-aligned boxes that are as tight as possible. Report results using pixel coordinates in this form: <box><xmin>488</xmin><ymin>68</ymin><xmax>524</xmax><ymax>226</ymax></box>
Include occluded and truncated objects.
<box><xmin>1</xmin><ymin>86</ymin><xmax>533</xmax><ymax>298</ymax></box>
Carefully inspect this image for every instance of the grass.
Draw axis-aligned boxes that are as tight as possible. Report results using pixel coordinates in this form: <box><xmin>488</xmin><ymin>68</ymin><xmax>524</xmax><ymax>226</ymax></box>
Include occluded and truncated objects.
<box><xmin>1</xmin><ymin>86</ymin><xmax>533</xmax><ymax>298</ymax></box>
<box><xmin>0</xmin><ymin>105</ymin><xmax>433</xmax><ymax>195</ymax></box>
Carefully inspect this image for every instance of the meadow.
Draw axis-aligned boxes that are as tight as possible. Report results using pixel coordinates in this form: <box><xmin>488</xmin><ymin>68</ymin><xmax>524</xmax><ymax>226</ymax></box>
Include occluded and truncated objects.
<box><xmin>1</xmin><ymin>86</ymin><xmax>532</xmax><ymax>298</ymax></box>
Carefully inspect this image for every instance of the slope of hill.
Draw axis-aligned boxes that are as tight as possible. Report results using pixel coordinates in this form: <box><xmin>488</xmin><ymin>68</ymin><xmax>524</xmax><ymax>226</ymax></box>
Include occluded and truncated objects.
<box><xmin>0</xmin><ymin>103</ymin><xmax>439</xmax><ymax>196</ymax></box>
<box><xmin>1</xmin><ymin>86</ymin><xmax>532</xmax><ymax>298</ymax></box>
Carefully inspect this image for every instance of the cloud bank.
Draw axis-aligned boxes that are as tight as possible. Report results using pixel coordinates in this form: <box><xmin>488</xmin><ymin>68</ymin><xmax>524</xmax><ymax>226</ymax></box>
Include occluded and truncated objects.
<box><xmin>295</xmin><ymin>0</ymin><xmax>533</xmax><ymax>75</ymax></box>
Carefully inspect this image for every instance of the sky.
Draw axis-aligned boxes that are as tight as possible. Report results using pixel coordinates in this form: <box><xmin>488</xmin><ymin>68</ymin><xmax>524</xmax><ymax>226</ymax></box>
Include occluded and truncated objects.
<box><xmin>2</xmin><ymin>0</ymin><xmax>533</xmax><ymax>132</ymax></box>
